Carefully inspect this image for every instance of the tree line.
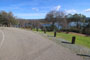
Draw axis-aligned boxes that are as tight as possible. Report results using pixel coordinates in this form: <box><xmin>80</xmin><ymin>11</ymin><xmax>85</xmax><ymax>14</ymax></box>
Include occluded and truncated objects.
<box><xmin>44</xmin><ymin>10</ymin><xmax>90</xmax><ymax>35</ymax></box>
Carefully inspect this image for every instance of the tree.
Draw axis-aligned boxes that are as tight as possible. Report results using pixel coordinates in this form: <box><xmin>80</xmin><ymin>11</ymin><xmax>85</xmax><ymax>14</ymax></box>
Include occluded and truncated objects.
<box><xmin>0</xmin><ymin>11</ymin><xmax>17</xmax><ymax>27</ymax></box>
<box><xmin>0</xmin><ymin>11</ymin><xmax>9</xmax><ymax>26</ymax></box>
<box><xmin>83</xmin><ymin>18</ymin><xmax>90</xmax><ymax>35</ymax></box>
<box><xmin>66</xmin><ymin>13</ymin><xmax>86</xmax><ymax>29</ymax></box>
<box><xmin>45</xmin><ymin>10</ymin><xmax>66</xmax><ymax>31</ymax></box>
<box><xmin>8</xmin><ymin>12</ymin><xmax>17</xmax><ymax>25</ymax></box>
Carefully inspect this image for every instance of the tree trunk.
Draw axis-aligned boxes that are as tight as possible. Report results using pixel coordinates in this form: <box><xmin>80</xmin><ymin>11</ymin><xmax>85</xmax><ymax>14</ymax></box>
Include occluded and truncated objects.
<box><xmin>52</xmin><ymin>22</ymin><xmax>55</xmax><ymax>31</ymax></box>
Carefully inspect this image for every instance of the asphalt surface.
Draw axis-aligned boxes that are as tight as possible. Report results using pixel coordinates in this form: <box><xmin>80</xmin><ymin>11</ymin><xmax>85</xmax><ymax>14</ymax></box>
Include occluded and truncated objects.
<box><xmin>0</xmin><ymin>27</ymin><xmax>83</xmax><ymax>60</ymax></box>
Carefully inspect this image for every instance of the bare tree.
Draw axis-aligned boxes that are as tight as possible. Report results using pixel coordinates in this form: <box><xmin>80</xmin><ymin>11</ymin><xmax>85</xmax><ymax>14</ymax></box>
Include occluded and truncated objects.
<box><xmin>45</xmin><ymin>10</ymin><xmax>67</xmax><ymax>30</ymax></box>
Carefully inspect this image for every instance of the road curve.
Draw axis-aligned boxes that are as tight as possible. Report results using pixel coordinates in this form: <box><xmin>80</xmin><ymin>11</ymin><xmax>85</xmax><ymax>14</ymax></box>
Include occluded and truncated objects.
<box><xmin>0</xmin><ymin>27</ymin><xmax>83</xmax><ymax>60</ymax></box>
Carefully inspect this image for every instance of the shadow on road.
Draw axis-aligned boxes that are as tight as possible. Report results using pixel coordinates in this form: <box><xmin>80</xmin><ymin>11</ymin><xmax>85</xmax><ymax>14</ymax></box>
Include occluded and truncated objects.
<box><xmin>61</xmin><ymin>41</ymin><xmax>72</xmax><ymax>44</ymax></box>
<box><xmin>48</xmin><ymin>35</ymin><xmax>54</xmax><ymax>37</ymax></box>
<box><xmin>77</xmin><ymin>54</ymin><xmax>90</xmax><ymax>57</ymax></box>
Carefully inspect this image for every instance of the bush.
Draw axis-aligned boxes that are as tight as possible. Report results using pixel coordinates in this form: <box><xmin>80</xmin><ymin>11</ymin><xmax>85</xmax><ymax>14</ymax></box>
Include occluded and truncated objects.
<box><xmin>60</xmin><ymin>28</ymin><xmax>80</xmax><ymax>33</ymax></box>
<box><xmin>84</xmin><ymin>28</ymin><xmax>90</xmax><ymax>35</ymax></box>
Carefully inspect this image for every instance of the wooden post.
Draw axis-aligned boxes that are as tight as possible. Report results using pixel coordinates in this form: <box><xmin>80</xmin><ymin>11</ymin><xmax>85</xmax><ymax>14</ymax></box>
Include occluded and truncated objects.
<box><xmin>36</xmin><ymin>28</ymin><xmax>38</xmax><ymax>32</ymax></box>
<box><xmin>72</xmin><ymin>36</ymin><xmax>76</xmax><ymax>44</ymax></box>
<box><xmin>44</xmin><ymin>30</ymin><xmax>46</xmax><ymax>34</ymax></box>
<box><xmin>54</xmin><ymin>29</ymin><xmax>57</xmax><ymax>37</ymax></box>
<box><xmin>54</xmin><ymin>32</ymin><xmax>56</xmax><ymax>37</ymax></box>
<box><xmin>31</xmin><ymin>27</ymin><xmax>32</xmax><ymax>30</ymax></box>
<box><xmin>44</xmin><ymin>27</ymin><xmax>46</xmax><ymax>34</ymax></box>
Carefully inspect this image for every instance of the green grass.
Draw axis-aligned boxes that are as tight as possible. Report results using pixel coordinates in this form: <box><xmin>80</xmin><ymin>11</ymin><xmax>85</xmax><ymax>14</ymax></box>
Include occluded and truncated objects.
<box><xmin>32</xmin><ymin>28</ymin><xmax>43</xmax><ymax>32</ymax></box>
<box><xmin>32</xmin><ymin>29</ymin><xmax>90</xmax><ymax>48</ymax></box>
<box><xmin>47</xmin><ymin>32</ymin><xmax>90</xmax><ymax>48</ymax></box>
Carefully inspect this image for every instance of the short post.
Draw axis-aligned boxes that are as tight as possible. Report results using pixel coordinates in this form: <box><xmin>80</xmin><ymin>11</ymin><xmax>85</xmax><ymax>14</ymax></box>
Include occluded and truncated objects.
<box><xmin>54</xmin><ymin>29</ymin><xmax>56</xmax><ymax>37</ymax></box>
<box><xmin>36</xmin><ymin>28</ymin><xmax>38</xmax><ymax>32</ymax></box>
<box><xmin>54</xmin><ymin>32</ymin><xmax>56</xmax><ymax>37</ymax></box>
<box><xmin>72</xmin><ymin>36</ymin><xmax>76</xmax><ymax>44</ymax></box>
<box><xmin>44</xmin><ymin>30</ymin><xmax>46</xmax><ymax>34</ymax></box>
<box><xmin>44</xmin><ymin>27</ymin><xmax>46</xmax><ymax>34</ymax></box>
<box><xmin>31</xmin><ymin>27</ymin><xmax>32</xmax><ymax>30</ymax></box>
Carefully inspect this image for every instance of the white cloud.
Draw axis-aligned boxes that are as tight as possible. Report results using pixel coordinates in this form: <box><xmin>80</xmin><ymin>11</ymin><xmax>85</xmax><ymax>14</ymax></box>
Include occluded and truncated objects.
<box><xmin>85</xmin><ymin>9</ymin><xmax>90</xmax><ymax>12</ymax></box>
<box><xmin>54</xmin><ymin>5</ymin><xmax>61</xmax><ymax>11</ymax></box>
<box><xmin>32</xmin><ymin>8</ymin><xmax>39</xmax><ymax>11</ymax></box>
<box><xmin>65</xmin><ymin>9</ymin><xmax>77</xmax><ymax>14</ymax></box>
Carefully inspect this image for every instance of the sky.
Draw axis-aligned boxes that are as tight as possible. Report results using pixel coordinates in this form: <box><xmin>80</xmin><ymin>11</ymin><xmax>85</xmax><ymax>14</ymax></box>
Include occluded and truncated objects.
<box><xmin>0</xmin><ymin>0</ymin><xmax>90</xmax><ymax>19</ymax></box>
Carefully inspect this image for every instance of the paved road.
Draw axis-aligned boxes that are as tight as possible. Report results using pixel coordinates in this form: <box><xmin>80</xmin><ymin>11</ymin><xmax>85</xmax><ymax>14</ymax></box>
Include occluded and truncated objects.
<box><xmin>0</xmin><ymin>27</ymin><xmax>83</xmax><ymax>60</ymax></box>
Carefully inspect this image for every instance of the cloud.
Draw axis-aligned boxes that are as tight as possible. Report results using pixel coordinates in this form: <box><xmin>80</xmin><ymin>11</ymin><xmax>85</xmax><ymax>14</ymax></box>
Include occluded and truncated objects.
<box><xmin>32</xmin><ymin>8</ymin><xmax>39</xmax><ymax>11</ymax></box>
<box><xmin>85</xmin><ymin>9</ymin><xmax>90</xmax><ymax>12</ymax></box>
<box><xmin>65</xmin><ymin>9</ymin><xmax>77</xmax><ymax>14</ymax></box>
<box><xmin>54</xmin><ymin>5</ymin><xmax>61</xmax><ymax>11</ymax></box>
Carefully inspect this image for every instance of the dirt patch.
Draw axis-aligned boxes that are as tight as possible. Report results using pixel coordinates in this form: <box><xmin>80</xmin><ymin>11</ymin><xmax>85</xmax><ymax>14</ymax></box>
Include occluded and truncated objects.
<box><xmin>68</xmin><ymin>32</ymin><xmax>86</xmax><ymax>36</ymax></box>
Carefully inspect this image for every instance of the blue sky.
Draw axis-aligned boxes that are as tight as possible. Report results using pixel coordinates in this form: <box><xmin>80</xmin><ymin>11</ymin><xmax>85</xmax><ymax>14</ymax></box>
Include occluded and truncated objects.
<box><xmin>0</xmin><ymin>0</ymin><xmax>90</xmax><ymax>19</ymax></box>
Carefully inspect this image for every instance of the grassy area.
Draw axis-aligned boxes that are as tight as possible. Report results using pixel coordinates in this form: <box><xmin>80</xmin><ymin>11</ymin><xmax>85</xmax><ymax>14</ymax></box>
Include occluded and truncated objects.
<box><xmin>32</xmin><ymin>29</ymin><xmax>90</xmax><ymax>48</ymax></box>
<box><xmin>47</xmin><ymin>32</ymin><xmax>90</xmax><ymax>48</ymax></box>
<box><xmin>32</xmin><ymin>28</ymin><xmax>43</xmax><ymax>32</ymax></box>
